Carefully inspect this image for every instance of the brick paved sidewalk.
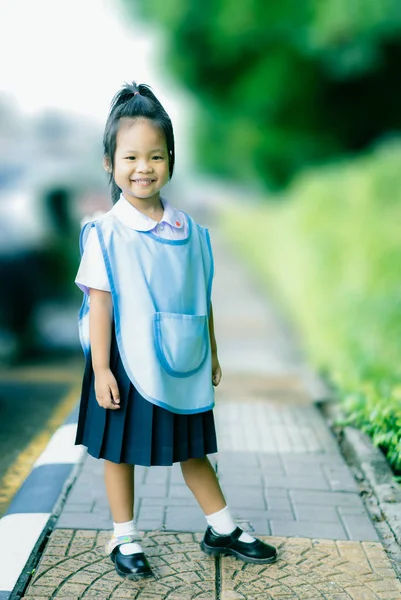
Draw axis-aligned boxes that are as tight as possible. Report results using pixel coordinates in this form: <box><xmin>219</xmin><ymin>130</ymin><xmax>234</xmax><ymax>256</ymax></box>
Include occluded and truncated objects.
<box><xmin>21</xmin><ymin>221</ymin><xmax>401</xmax><ymax>599</ymax></box>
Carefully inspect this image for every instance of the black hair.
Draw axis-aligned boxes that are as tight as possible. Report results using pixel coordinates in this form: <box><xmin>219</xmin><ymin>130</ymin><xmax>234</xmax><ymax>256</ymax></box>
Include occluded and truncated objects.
<box><xmin>103</xmin><ymin>81</ymin><xmax>175</xmax><ymax>203</ymax></box>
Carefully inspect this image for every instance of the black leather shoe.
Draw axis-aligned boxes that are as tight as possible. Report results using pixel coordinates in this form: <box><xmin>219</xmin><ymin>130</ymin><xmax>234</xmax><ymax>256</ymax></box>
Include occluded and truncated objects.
<box><xmin>105</xmin><ymin>535</ymin><xmax>153</xmax><ymax>579</ymax></box>
<box><xmin>200</xmin><ymin>526</ymin><xmax>277</xmax><ymax>564</ymax></box>
<box><xmin>110</xmin><ymin>547</ymin><xmax>153</xmax><ymax>578</ymax></box>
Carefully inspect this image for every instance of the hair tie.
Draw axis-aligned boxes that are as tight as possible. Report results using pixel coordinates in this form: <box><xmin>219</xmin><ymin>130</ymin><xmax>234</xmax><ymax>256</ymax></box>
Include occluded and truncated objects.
<box><xmin>134</xmin><ymin>92</ymin><xmax>140</xmax><ymax>96</ymax></box>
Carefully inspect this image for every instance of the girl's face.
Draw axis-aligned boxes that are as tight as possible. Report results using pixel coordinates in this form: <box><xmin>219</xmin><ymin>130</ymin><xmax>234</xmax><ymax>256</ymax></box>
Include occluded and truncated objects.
<box><xmin>106</xmin><ymin>118</ymin><xmax>170</xmax><ymax>205</ymax></box>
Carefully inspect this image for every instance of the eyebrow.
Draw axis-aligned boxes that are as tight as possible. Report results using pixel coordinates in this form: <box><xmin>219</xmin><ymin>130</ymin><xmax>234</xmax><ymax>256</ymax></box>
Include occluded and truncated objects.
<box><xmin>122</xmin><ymin>148</ymin><xmax>166</xmax><ymax>153</ymax></box>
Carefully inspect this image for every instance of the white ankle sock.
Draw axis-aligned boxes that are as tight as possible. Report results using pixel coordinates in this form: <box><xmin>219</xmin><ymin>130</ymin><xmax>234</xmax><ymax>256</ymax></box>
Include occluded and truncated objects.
<box><xmin>205</xmin><ymin>506</ymin><xmax>255</xmax><ymax>543</ymax></box>
<box><xmin>113</xmin><ymin>520</ymin><xmax>143</xmax><ymax>555</ymax></box>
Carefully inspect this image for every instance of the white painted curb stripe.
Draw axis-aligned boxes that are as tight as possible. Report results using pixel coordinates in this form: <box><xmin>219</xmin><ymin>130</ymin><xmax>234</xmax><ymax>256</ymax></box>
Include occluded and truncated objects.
<box><xmin>0</xmin><ymin>413</ymin><xmax>85</xmax><ymax>596</ymax></box>
<box><xmin>0</xmin><ymin>513</ymin><xmax>50</xmax><ymax>591</ymax></box>
<box><xmin>33</xmin><ymin>424</ymin><xmax>84</xmax><ymax>467</ymax></box>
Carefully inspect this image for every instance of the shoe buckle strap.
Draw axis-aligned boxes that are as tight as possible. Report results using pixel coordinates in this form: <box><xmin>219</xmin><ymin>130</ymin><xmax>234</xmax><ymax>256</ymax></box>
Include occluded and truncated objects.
<box><xmin>227</xmin><ymin>527</ymin><xmax>243</xmax><ymax>546</ymax></box>
<box><xmin>210</xmin><ymin>526</ymin><xmax>243</xmax><ymax>548</ymax></box>
<box><xmin>105</xmin><ymin>534</ymin><xmax>136</xmax><ymax>555</ymax></box>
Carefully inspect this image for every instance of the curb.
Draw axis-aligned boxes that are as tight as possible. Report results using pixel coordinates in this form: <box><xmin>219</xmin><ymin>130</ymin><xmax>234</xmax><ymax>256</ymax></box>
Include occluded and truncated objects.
<box><xmin>341</xmin><ymin>426</ymin><xmax>401</xmax><ymax>539</ymax></box>
<box><xmin>0</xmin><ymin>404</ymin><xmax>86</xmax><ymax>600</ymax></box>
<box><xmin>317</xmin><ymin>396</ymin><xmax>401</xmax><ymax>579</ymax></box>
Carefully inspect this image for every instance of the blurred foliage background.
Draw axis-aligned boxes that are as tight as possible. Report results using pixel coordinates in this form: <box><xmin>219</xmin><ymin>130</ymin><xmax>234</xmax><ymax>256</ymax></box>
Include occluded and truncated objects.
<box><xmin>128</xmin><ymin>0</ymin><xmax>401</xmax><ymax>189</ymax></box>
<box><xmin>123</xmin><ymin>0</ymin><xmax>401</xmax><ymax>471</ymax></box>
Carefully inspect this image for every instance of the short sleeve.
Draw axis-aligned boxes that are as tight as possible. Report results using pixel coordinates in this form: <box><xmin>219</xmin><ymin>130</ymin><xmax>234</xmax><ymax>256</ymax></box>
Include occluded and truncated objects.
<box><xmin>75</xmin><ymin>226</ymin><xmax>111</xmax><ymax>295</ymax></box>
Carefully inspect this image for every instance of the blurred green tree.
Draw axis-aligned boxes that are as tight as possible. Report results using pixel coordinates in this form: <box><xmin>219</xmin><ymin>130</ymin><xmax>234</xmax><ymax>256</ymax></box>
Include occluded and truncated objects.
<box><xmin>123</xmin><ymin>0</ymin><xmax>401</xmax><ymax>189</ymax></box>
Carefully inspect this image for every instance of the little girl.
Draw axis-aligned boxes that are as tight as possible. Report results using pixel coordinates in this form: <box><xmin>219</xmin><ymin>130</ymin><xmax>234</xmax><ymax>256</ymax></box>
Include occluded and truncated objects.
<box><xmin>74</xmin><ymin>81</ymin><xmax>277</xmax><ymax>578</ymax></box>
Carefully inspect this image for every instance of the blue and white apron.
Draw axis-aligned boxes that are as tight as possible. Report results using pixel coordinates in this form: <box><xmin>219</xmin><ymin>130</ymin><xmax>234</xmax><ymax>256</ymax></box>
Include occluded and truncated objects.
<box><xmin>78</xmin><ymin>212</ymin><xmax>215</xmax><ymax>415</ymax></box>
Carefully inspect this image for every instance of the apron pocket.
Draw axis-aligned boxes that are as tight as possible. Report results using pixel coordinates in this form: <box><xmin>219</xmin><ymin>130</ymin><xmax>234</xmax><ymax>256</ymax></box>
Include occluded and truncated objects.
<box><xmin>154</xmin><ymin>312</ymin><xmax>208</xmax><ymax>377</ymax></box>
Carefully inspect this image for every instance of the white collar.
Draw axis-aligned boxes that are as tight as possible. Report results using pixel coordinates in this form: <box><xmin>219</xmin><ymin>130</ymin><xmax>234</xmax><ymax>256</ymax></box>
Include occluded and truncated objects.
<box><xmin>111</xmin><ymin>194</ymin><xmax>184</xmax><ymax>231</ymax></box>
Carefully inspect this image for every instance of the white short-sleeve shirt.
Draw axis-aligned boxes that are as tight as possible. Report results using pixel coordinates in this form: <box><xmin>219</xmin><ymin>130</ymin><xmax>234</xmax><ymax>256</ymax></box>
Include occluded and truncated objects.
<box><xmin>75</xmin><ymin>194</ymin><xmax>188</xmax><ymax>295</ymax></box>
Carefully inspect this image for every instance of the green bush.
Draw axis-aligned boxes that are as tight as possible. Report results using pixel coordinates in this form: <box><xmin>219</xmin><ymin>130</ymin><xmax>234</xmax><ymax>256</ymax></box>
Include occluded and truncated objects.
<box><xmin>222</xmin><ymin>141</ymin><xmax>401</xmax><ymax>471</ymax></box>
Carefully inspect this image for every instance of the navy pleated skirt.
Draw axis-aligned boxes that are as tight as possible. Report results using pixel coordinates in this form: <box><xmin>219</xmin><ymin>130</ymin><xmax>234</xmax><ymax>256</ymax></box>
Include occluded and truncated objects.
<box><xmin>74</xmin><ymin>324</ymin><xmax>218</xmax><ymax>466</ymax></box>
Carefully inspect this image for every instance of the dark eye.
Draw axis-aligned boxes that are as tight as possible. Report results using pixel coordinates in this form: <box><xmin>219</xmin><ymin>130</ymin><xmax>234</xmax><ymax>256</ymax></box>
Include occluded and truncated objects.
<box><xmin>153</xmin><ymin>156</ymin><xmax>164</xmax><ymax>160</ymax></box>
<box><xmin>126</xmin><ymin>156</ymin><xmax>136</xmax><ymax>160</ymax></box>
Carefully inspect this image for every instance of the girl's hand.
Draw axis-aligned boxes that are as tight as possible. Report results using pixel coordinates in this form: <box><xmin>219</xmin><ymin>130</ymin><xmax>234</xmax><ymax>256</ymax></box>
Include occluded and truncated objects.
<box><xmin>212</xmin><ymin>353</ymin><xmax>222</xmax><ymax>387</ymax></box>
<box><xmin>94</xmin><ymin>368</ymin><xmax>120</xmax><ymax>410</ymax></box>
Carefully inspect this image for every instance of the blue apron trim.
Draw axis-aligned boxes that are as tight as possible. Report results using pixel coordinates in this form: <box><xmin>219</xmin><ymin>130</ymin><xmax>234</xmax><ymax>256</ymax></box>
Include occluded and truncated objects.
<box><xmin>153</xmin><ymin>312</ymin><xmax>209</xmax><ymax>378</ymax></box>
<box><xmin>78</xmin><ymin>221</ymin><xmax>96</xmax><ymax>357</ymax></box>
<box><xmin>205</xmin><ymin>228</ymin><xmax>214</xmax><ymax>316</ymax></box>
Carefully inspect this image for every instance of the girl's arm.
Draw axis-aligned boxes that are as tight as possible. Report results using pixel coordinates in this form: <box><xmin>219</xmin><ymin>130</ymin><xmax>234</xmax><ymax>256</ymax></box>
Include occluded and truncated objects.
<box><xmin>89</xmin><ymin>288</ymin><xmax>120</xmax><ymax>409</ymax></box>
<box><xmin>209</xmin><ymin>303</ymin><xmax>222</xmax><ymax>386</ymax></box>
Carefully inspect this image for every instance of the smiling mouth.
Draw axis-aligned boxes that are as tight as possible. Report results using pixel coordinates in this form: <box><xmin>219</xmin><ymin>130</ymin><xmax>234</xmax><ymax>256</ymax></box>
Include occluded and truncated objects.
<box><xmin>132</xmin><ymin>179</ymin><xmax>155</xmax><ymax>184</ymax></box>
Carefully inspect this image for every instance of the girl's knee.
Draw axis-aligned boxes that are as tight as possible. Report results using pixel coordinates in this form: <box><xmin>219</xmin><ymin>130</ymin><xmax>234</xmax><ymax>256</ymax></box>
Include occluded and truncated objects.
<box><xmin>104</xmin><ymin>460</ymin><xmax>135</xmax><ymax>471</ymax></box>
<box><xmin>180</xmin><ymin>456</ymin><xmax>208</xmax><ymax>473</ymax></box>
<box><xmin>181</xmin><ymin>456</ymin><xmax>206</xmax><ymax>465</ymax></box>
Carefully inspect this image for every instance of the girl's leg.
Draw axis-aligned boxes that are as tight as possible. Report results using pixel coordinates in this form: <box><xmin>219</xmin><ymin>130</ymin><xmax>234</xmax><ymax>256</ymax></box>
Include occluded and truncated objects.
<box><xmin>180</xmin><ymin>456</ymin><xmax>226</xmax><ymax>514</ymax></box>
<box><xmin>181</xmin><ymin>457</ymin><xmax>251</xmax><ymax>535</ymax></box>
<box><xmin>181</xmin><ymin>456</ymin><xmax>277</xmax><ymax>564</ymax></box>
<box><xmin>104</xmin><ymin>460</ymin><xmax>134</xmax><ymax>522</ymax></box>
<box><xmin>104</xmin><ymin>460</ymin><xmax>152</xmax><ymax>577</ymax></box>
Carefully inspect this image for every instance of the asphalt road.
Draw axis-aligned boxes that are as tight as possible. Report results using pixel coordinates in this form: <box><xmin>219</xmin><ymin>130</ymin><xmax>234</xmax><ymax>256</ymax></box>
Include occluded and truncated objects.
<box><xmin>0</xmin><ymin>353</ymin><xmax>84</xmax><ymax>517</ymax></box>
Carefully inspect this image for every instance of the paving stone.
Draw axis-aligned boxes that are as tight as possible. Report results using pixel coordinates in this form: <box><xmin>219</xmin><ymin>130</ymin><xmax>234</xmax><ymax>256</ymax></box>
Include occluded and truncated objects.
<box><xmin>265</xmin><ymin>487</ymin><xmax>290</xmax><ymax>497</ymax></box>
<box><xmin>338</xmin><ymin>506</ymin><xmax>369</xmax><ymax>517</ymax></box>
<box><xmin>221</xmin><ymin>536</ymin><xmax>401</xmax><ymax>600</ymax></box>
<box><xmin>55</xmin><ymin>582</ymin><xmax>88</xmax><ymax>596</ymax></box>
<box><xmin>21</xmin><ymin>597</ymin><xmax>53</xmax><ymax>599</ymax></box>
<box><xmin>265</xmin><ymin>494</ymin><xmax>293</xmax><ymax>511</ymax></box>
<box><xmin>23</xmin><ymin>587</ymin><xmax>59</xmax><ymax>597</ymax></box>
<box><xmin>135</xmin><ymin>465</ymin><xmax>147</xmax><ymax>482</ymax></box>
<box><xmin>62</xmin><ymin>501</ymin><xmax>94</xmax><ymax>512</ymax></box>
<box><xmin>168</xmin><ymin>484</ymin><xmax>193</xmax><ymax>498</ymax></box>
<box><xmin>135</xmin><ymin>519</ymin><xmax>164</xmax><ymax>531</ymax></box>
<box><xmin>256</xmin><ymin>454</ymin><xmax>285</xmax><ymax>469</ymax></box>
<box><xmin>137</xmin><ymin>504</ymin><xmax>165</xmax><ymax>521</ymax></box>
<box><xmin>141</xmin><ymin>497</ymin><xmax>167</xmax><ymax>506</ymax></box>
<box><xmin>165</xmin><ymin>497</ymin><xmax>198</xmax><ymax>506</ymax></box>
<box><xmin>217</xmin><ymin>471</ymin><xmax>264</xmax><ymax>486</ymax></box>
<box><xmin>55</xmin><ymin>512</ymin><xmax>112</xmax><ymax>530</ymax></box>
<box><xmin>335</xmin><ymin>541</ymin><xmax>372</xmax><ymax>569</ymax></box>
<box><xmin>270</xmin><ymin>520</ymin><xmax>349</xmax><ymax>540</ymax></box>
<box><xmin>137</xmin><ymin>484</ymin><xmax>168</xmax><ymax>498</ymax></box>
<box><xmin>67</xmin><ymin>530</ymin><xmax>97</xmax><ymax>554</ymax></box>
<box><xmin>290</xmin><ymin>490</ymin><xmax>364</xmax><ymax>507</ymax></box>
<box><xmin>165</xmin><ymin>508</ymin><xmax>206</xmax><ymax>532</ymax></box>
<box><xmin>223</xmin><ymin>486</ymin><xmax>266</xmax><ymax>510</ymax></box>
<box><xmin>144</xmin><ymin>466</ymin><xmax>170</xmax><ymax>485</ymax></box>
<box><xmin>62</xmin><ymin>486</ymin><xmax>96</xmax><ymax>504</ymax></box>
<box><xmin>217</xmin><ymin>451</ymin><xmax>260</xmax><ymax>468</ymax></box>
<box><xmin>90</xmin><ymin>506</ymin><xmax>111</xmax><ymax>518</ymax></box>
<box><xmin>90</xmin><ymin>495</ymin><xmax>110</xmax><ymax>507</ymax></box>
<box><xmin>246</xmin><ymin>519</ymin><xmax>271</xmax><ymax>535</ymax></box>
<box><xmin>264</xmin><ymin>474</ymin><xmax>331</xmax><ymax>490</ymax></box>
<box><xmin>322</xmin><ymin>465</ymin><xmax>360</xmax><ymax>492</ymax></box>
<box><xmin>24</xmin><ymin>530</ymin><xmax>216</xmax><ymax>599</ymax></box>
<box><xmin>340</xmin><ymin>514</ymin><xmax>380</xmax><ymax>541</ymax></box>
<box><xmin>292</xmin><ymin>504</ymin><xmax>341</xmax><ymax>523</ymax></box>
<box><xmin>265</xmin><ymin>509</ymin><xmax>295</xmax><ymax>522</ymax></box>
<box><xmin>280</xmin><ymin>453</ymin><xmax>344</xmax><ymax>465</ymax></box>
